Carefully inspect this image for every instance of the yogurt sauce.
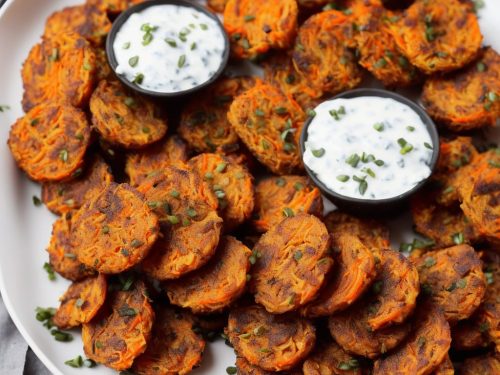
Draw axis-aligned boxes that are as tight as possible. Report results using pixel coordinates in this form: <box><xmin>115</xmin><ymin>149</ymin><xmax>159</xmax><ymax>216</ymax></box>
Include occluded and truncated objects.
<box><xmin>303</xmin><ymin>97</ymin><xmax>434</xmax><ymax>200</ymax></box>
<box><xmin>113</xmin><ymin>4</ymin><xmax>226</xmax><ymax>93</ymax></box>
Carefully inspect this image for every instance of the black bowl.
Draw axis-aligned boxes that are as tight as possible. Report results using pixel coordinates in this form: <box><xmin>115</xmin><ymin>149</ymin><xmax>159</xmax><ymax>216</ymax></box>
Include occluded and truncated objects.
<box><xmin>105</xmin><ymin>0</ymin><xmax>230</xmax><ymax>98</ymax></box>
<box><xmin>299</xmin><ymin>88</ymin><xmax>440</xmax><ymax>216</ymax></box>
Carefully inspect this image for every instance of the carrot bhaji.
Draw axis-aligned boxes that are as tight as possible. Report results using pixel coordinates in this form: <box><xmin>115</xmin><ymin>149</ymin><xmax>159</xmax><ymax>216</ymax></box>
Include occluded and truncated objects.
<box><xmin>178</xmin><ymin>76</ymin><xmax>256</xmax><ymax>154</ymax></box>
<box><xmin>223</xmin><ymin>0</ymin><xmax>298</xmax><ymax>59</ymax></box>
<box><xmin>90</xmin><ymin>80</ymin><xmax>168</xmax><ymax>149</ymax></box>
<box><xmin>82</xmin><ymin>280</ymin><xmax>154</xmax><ymax>371</ymax></box>
<box><xmin>132</xmin><ymin>306</ymin><xmax>205</xmax><ymax>375</ymax></box>
<box><xmin>302</xmin><ymin>339</ymin><xmax>363</xmax><ymax>375</ymax></box>
<box><xmin>46</xmin><ymin>213</ymin><xmax>96</xmax><ymax>281</ymax></box>
<box><xmin>416</xmin><ymin>244</ymin><xmax>486</xmax><ymax>323</ymax></box>
<box><xmin>390</xmin><ymin>0</ymin><xmax>482</xmax><ymax>74</ymax></box>
<box><xmin>301</xmin><ymin>233</ymin><xmax>377</xmax><ymax>318</ymax></box>
<box><xmin>228</xmin><ymin>82</ymin><xmax>306</xmax><ymax>175</ymax></box>
<box><xmin>42</xmin><ymin>156</ymin><xmax>113</xmax><ymax>215</ymax></box>
<box><xmin>53</xmin><ymin>274</ymin><xmax>107</xmax><ymax>330</ymax></box>
<box><xmin>188</xmin><ymin>153</ymin><xmax>255</xmax><ymax>231</ymax></box>
<box><xmin>125</xmin><ymin>135</ymin><xmax>189</xmax><ymax>187</ymax></box>
<box><xmin>71</xmin><ymin>182</ymin><xmax>159</xmax><ymax>274</ymax></box>
<box><xmin>251</xmin><ymin>214</ymin><xmax>333</xmax><ymax>313</ymax></box>
<box><xmin>21</xmin><ymin>32</ymin><xmax>96</xmax><ymax>112</ymax></box>
<box><xmin>227</xmin><ymin>305</ymin><xmax>316</xmax><ymax>371</ymax></box>
<box><xmin>165</xmin><ymin>236</ymin><xmax>251</xmax><ymax>313</ymax></box>
<box><xmin>252</xmin><ymin>175</ymin><xmax>323</xmax><ymax>233</ymax></box>
<box><xmin>8</xmin><ymin>103</ymin><xmax>91</xmax><ymax>182</ymax></box>
<box><xmin>137</xmin><ymin>166</ymin><xmax>222</xmax><ymax>280</ymax></box>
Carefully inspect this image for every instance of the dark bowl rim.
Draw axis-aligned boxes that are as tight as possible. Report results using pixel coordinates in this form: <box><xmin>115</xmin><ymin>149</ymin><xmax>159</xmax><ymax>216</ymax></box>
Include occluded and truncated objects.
<box><xmin>299</xmin><ymin>87</ymin><xmax>440</xmax><ymax>206</ymax></box>
<box><xmin>105</xmin><ymin>0</ymin><xmax>230</xmax><ymax>98</ymax></box>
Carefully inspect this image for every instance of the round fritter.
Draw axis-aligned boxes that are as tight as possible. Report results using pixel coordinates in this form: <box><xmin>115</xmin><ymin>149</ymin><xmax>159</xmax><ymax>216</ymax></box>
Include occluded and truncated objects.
<box><xmin>262</xmin><ymin>52</ymin><xmax>322</xmax><ymax>111</ymax></box>
<box><xmin>165</xmin><ymin>236</ymin><xmax>251</xmax><ymax>313</ymax></box>
<box><xmin>46</xmin><ymin>213</ymin><xmax>96</xmax><ymax>281</ymax></box>
<box><xmin>458</xmin><ymin>353</ymin><xmax>500</xmax><ymax>375</ymax></box>
<box><xmin>137</xmin><ymin>166</ymin><xmax>222</xmax><ymax>280</ymax></box>
<box><xmin>82</xmin><ymin>280</ymin><xmax>154</xmax><ymax>371</ymax></box>
<box><xmin>411</xmin><ymin>193</ymin><xmax>478</xmax><ymax>248</ymax></box>
<box><xmin>416</xmin><ymin>245</ymin><xmax>486</xmax><ymax>324</ymax></box>
<box><xmin>223</xmin><ymin>0</ymin><xmax>298</xmax><ymax>59</ymax></box>
<box><xmin>21</xmin><ymin>32</ymin><xmax>97</xmax><ymax>112</ymax></box>
<box><xmin>132</xmin><ymin>306</ymin><xmax>205</xmax><ymax>375</ymax></box>
<box><xmin>451</xmin><ymin>317</ymin><xmax>489</xmax><ymax>351</ymax></box>
<box><xmin>292</xmin><ymin>10</ymin><xmax>362</xmax><ymax>96</ymax></box>
<box><xmin>390</xmin><ymin>0</ymin><xmax>482</xmax><ymax>74</ymax></box>
<box><xmin>207</xmin><ymin>0</ymin><xmax>228</xmax><ymax>13</ymax></box>
<box><xmin>8</xmin><ymin>103</ymin><xmax>91</xmax><ymax>182</ymax></box>
<box><xmin>236</xmin><ymin>356</ymin><xmax>302</xmax><ymax>375</ymax></box>
<box><xmin>178</xmin><ymin>76</ymin><xmax>256</xmax><ymax>154</ymax></box>
<box><xmin>71</xmin><ymin>182</ymin><xmax>160</xmax><ymax>274</ymax></box>
<box><xmin>228</xmin><ymin>83</ymin><xmax>306</xmax><ymax>175</ymax></box>
<box><xmin>90</xmin><ymin>80</ymin><xmax>168</xmax><ymax>149</ymax></box>
<box><xmin>328</xmin><ymin>301</ymin><xmax>411</xmax><ymax>359</ymax></box>
<box><xmin>301</xmin><ymin>233</ymin><xmax>377</xmax><ymax>318</ymax></box>
<box><xmin>227</xmin><ymin>305</ymin><xmax>316</xmax><ymax>372</ymax></box>
<box><xmin>302</xmin><ymin>339</ymin><xmax>363</xmax><ymax>375</ymax></box>
<box><xmin>188</xmin><ymin>153</ymin><xmax>255</xmax><ymax>231</ymax></box>
<box><xmin>53</xmin><ymin>274</ymin><xmax>107</xmax><ymax>330</ymax></box>
<box><xmin>432</xmin><ymin>355</ymin><xmax>454</xmax><ymax>375</ymax></box>
<box><xmin>323</xmin><ymin>211</ymin><xmax>390</xmax><ymax>249</ymax></box>
<box><xmin>251</xmin><ymin>214</ymin><xmax>333</xmax><ymax>313</ymax></box>
<box><xmin>458</xmin><ymin>149</ymin><xmax>500</xmax><ymax>246</ymax></box>
<box><xmin>252</xmin><ymin>176</ymin><xmax>323</xmax><ymax>233</ymax></box>
<box><xmin>373</xmin><ymin>303</ymin><xmax>451</xmax><ymax>375</ymax></box>
<box><xmin>366</xmin><ymin>249</ymin><xmax>419</xmax><ymax>330</ymax></box>
<box><xmin>354</xmin><ymin>5</ymin><xmax>420</xmax><ymax>87</ymax></box>
<box><xmin>125</xmin><ymin>135</ymin><xmax>189</xmax><ymax>187</ymax></box>
<box><xmin>43</xmin><ymin>4</ymin><xmax>111</xmax><ymax>46</ymax></box>
<box><xmin>42</xmin><ymin>156</ymin><xmax>113</xmax><ymax>215</ymax></box>
<box><xmin>422</xmin><ymin>48</ymin><xmax>500</xmax><ymax>131</ymax></box>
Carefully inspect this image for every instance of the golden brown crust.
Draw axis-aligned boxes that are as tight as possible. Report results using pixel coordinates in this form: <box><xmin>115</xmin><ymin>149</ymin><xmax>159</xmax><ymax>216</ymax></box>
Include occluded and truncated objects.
<box><xmin>422</xmin><ymin>48</ymin><xmax>500</xmax><ymax>131</ymax></box>
<box><xmin>251</xmin><ymin>214</ymin><xmax>333</xmax><ymax>313</ymax></box>
<box><xmin>458</xmin><ymin>353</ymin><xmax>500</xmax><ymax>375</ymax></box>
<box><xmin>82</xmin><ymin>280</ymin><xmax>154</xmax><ymax>371</ymax></box>
<box><xmin>458</xmin><ymin>149</ymin><xmax>500</xmax><ymax>246</ymax></box>
<box><xmin>90</xmin><ymin>80</ymin><xmax>168</xmax><ymax>149</ymax></box>
<box><xmin>71</xmin><ymin>182</ymin><xmax>160</xmax><ymax>274</ymax></box>
<box><xmin>390</xmin><ymin>0</ymin><xmax>482</xmax><ymax>74</ymax></box>
<box><xmin>125</xmin><ymin>135</ymin><xmax>189</xmax><ymax>187</ymax></box>
<box><xmin>301</xmin><ymin>233</ymin><xmax>376</xmax><ymax>318</ymax></box>
<box><xmin>432</xmin><ymin>355</ymin><xmax>454</xmax><ymax>375</ymax></box>
<box><xmin>44</xmin><ymin>4</ymin><xmax>111</xmax><ymax>46</ymax></box>
<box><xmin>137</xmin><ymin>166</ymin><xmax>222</xmax><ymax>280</ymax></box>
<box><xmin>47</xmin><ymin>213</ymin><xmax>96</xmax><ymax>281</ymax></box>
<box><xmin>292</xmin><ymin>10</ymin><xmax>362</xmax><ymax>96</ymax></box>
<box><xmin>53</xmin><ymin>274</ymin><xmax>107</xmax><ymax>329</ymax></box>
<box><xmin>165</xmin><ymin>236</ymin><xmax>251</xmax><ymax>313</ymax></box>
<box><xmin>252</xmin><ymin>176</ymin><xmax>323</xmax><ymax>233</ymax></box>
<box><xmin>228</xmin><ymin>83</ymin><xmax>306</xmax><ymax>175</ymax></box>
<box><xmin>132</xmin><ymin>306</ymin><xmax>205</xmax><ymax>375</ymax></box>
<box><xmin>451</xmin><ymin>317</ymin><xmax>489</xmax><ymax>351</ymax></box>
<box><xmin>373</xmin><ymin>303</ymin><xmax>451</xmax><ymax>375</ymax></box>
<box><xmin>227</xmin><ymin>305</ymin><xmax>316</xmax><ymax>371</ymax></box>
<box><xmin>236</xmin><ymin>356</ymin><xmax>303</xmax><ymax>375</ymax></box>
<box><xmin>178</xmin><ymin>76</ymin><xmax>256</xmax><ymax>154</ymax></box>
<box><xmin>21</xmin><ymin>32</ymin><xmax>97</xmax><ymax>112</ymax></box>
<box><xmin>302</xmin><ymin>339</ymin><xmax>363</xmax><ymax>375</ymax></box>
<box><xmin>207</xmin><ymin>0</ymin><xmax>228</xmax><ymax>13</ymax></box>
<box><xmin>42</xmin><ymin>156</ymin><xmax>113</xmax><ymax>215</ymax></box>
<box><xmin>8</xmin><ymin>103</ymin><xmax>91</xmax><ymax>182</ymax></box>
<box><xmin>188</xmin><ymin>153</ymin><xmax>255</xmax><ymax>231</ymax></box>
<box><xmin>416</xmin><ymin>245</ymin><xmax>486</xmax><ymax>324</ymax></box>
<box><xmin>323</xmin><ymin>211</ymin><xmax>390</xmax><ymax>249</ymax></box>
<box><xmin>223</xmin><ymin>0</ymin><xmax>298</xmax><ymax>59</ymax></box>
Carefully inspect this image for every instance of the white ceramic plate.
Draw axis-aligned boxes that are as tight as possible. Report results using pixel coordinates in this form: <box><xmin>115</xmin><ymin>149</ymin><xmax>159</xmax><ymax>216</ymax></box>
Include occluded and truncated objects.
<box><xmin>0</xmin><ymin>1</ymin><xmax>498</xmax><ymax>374</ymax></box>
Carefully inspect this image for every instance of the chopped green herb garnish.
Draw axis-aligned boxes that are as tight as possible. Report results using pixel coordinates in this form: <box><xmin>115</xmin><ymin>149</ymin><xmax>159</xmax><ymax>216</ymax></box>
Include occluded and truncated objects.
<box><xmin>122</xmin><ymin>42</ymin><xmax>131</xmax><ymax>49</ymax></box>
<box><xmin>131</xmin><ymin>239</ymin><xmax>144</xmax><ymax>248</ymax></box>
<box><xmin>167</xmin><ymin>215</ymin><xmax>180</xmax><ymax>225</ymax></box>
<box><xmin>373</xmin><ymin>122</ymin><xmax>384</xmax><ymax>132</ymax></box>
<box><xmin>191</xmin><ymin>42</ymin><xmax>197</xmax><ymax>50</ymax></box>
<box><xmin>118</xmin><ymin>305</ymin><xmax>137</xmax><ymax>317</ymax></box>
<box><xmin>353</xmin><ymin>175</ymin><xmax>368</xmax><ymax>195</ymax></box>
<box><xmin>346</xmin><ymin>153</ymin><xmax>360</xmax><ymax>168</ymax></box>
<box><xmin>226</xmin><ymin>366</ymin><xmax>237</xmax><ymax>375</ymax></box>
<box><xmin>165</xmin><ymin>38</ymin><xmax>177</xmax><ymax>47</ymax></box>
<box><xmin>43</xmin><ymin>262</ymin><xmax>56</xmax><ymax>281</ymax></box>
<box><xmin>424</xmin><ymin>142</ymin><xmax>433</xmax><ymax>150</ymax></box>
<box><xmin>59</xmin><ymin>149</ymin><xmax>68</xmax><ymax>162</ymax></box>
<box><xmin>374</xmin><ymin>160</ymin><xmax>385</xmax><ymax>167</ymax></box>
<box><xmin>406</xmin><ymin>126</ymin><xmax>415</xmax><ymax>132</ymax></box>
<box><xmin>294</xmin><ymin>182</ymin><xmax>304</xmax><ymax>191</ymax></box>
<box><xmin>133</xmin><ymin>73</ymin><xmax>144</xmax><ymax>85</ymax></box>
<box><xmin>294</xmin><ymin>251</ymin><xmax>303</xmax><ymax>261</ymax></box>
<box><xmin>274</xmin><ymin>106</ymin><xmax>288</xmax><ymax>115</ymax></box>
<box><xmin>452</xmin><ymin>232</ymin><xmax>464</xmax><ymax>245</ymax></box>
<box><xmin>244</xmin><ymin>14</ymin><xmax>256</xmax><ymax>22</ymax></box>
<box><xmin>33</xmin><ymin>195</ymin><xmax>42</xmax><ymax>207</ymax></box>
<box><xmin>337</xmin><ymin>359</ymin><xmax>359</xmax><ymax>371</ymax></box>
<box><xmin>255</xmin><ymin>108</ymin><xmax>265</xmax><ymax>117</ymax></box>
<box><xmin>362</xmin><ymin>167</ymin><xmax>376</xmax><ymax>178</ymax></box>
<box><xmin>307</xmin><ymin>109</ymin><xmax>316</xmax><ymax>117</ymax></box>
<box><xmin>282</xmin><ymin>207</ymin><xmax>294</xmax><ymax>218</ymax></box>
<box><xmin>374</xmin><ymin>58</ymin><xmax>387</xmax><ymax>68</ymax></box>
<box><xmin>312</xmin><ymin>148</ymin><xmax>325</xmax><ymax>158</ymax></box>
<box><xmin>424</xmin><ymin>256</ymin><xmax>436</xmax><ymax>268</ymax></box>
<box><xmin>65</xmin><ymin>354</ymin><xmax>83</xmax><ymax>367</ymax></box>
<box><xmin>129</xmin><ymin>56</ymin><xmax>139</xmax><ymax>67</ymax></box>
<box><xmin>477</xmin><ymin>61</ymin><xmax>486</xmax><ymax>72</ymax></box>
<box><xmin>186</xmin><ymin>208</ymin><xmax>197</xmax><ymax>218</ymax></box>
<box><xmin>178</xmin><ymin>54</ymin><xmax>186</xmax><ymax>68</ymax></box>
<box><xmin>200</xmin><ymin>23</ymin><xmax>208</xmax><ymax>30</ymax></box>
<box><xmin>51</xmin><ymin>329</ymin><xmax>73</xmax><ymax>342</ymax></box>
<box><xmin>276</xmin><ymin>177</ymin><xmax>286</xmax><ymax>187</ymax></box>
<box><xmin>215</xmin><ymin>162</ymin><xmax>227</xmax><ymax>173</ymax></box>
<box><xmin>337</xmin><ymin>175</ymin><xmax>350</xmax><ymax>182</ymax></box>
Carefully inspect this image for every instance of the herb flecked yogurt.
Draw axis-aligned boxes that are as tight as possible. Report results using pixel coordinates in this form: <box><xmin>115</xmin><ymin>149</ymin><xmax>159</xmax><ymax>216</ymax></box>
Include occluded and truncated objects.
<box><xmin>113</xmin><ymin>4</ymin><xmax>226</xmax><ymax>93</ymax></box>
<box><xmin>303</xmin><ymin>97</ymin><xmax>434</xmax><ymax>200</ymax></box>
